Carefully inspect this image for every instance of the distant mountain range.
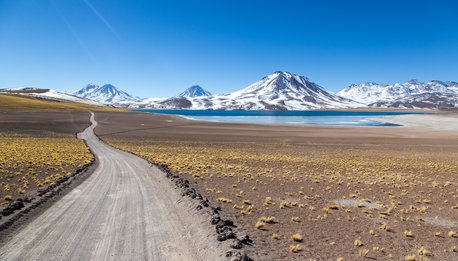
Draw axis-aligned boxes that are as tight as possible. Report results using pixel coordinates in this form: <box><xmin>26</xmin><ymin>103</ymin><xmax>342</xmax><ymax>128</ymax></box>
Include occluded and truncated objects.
<box><xmin>80</xmin><ymin>72</ymin><xmax>362</xmax><ymax>110</ymax></box>
<box><xmin>338</xmin><ymin>80</ymin><xmax>458</xmax><ymax>109</ymax></box>
<box><xmin>3</xmin><ymin>71</ymin><xmax>457</xmax><ymax>110</ymax></box>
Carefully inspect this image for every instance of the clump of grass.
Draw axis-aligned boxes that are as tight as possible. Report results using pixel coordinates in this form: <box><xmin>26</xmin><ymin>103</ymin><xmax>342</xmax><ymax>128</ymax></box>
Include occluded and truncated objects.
<box><xmin>358</xmin><ymin>249</ymin><xmax>369</xmax><ymax>257</ymax></box>
<box><xmin>233</xmin><ymin>204</ymin><xmax>244</xmax><ymax>210</ymax></box>
<box><xmin>255</xmin><ymin>220</ymin><xmax>265</xmax><ymax>229</ymax></box>
<box><xmin>380</xmin><ymin>223</ymin><xmax>391</xmax><ymax>231</ymax></box>
<box><xmin>243</xmin><ymin>199</ymin><xmax>252</xmax><ymax>205</ymax></box>
<box><xmin>292</xmin><ymin>233</ymin><xmax>303</xmax><ymax>242</ymax></box>
<box><xmin>289</xmin><ymin>244</ymin><xmax>302</xmax><ymax>253</ymax></box>
<box><xmin>417</xmin><ymin>246</ymin><xmax>430</xmax><ymax>256</ymax></box>
<box><xmin>404</xmin><ymin>230</ymin><xmax>414</xmax><ymax>238</ymax></box>
<box><xmin>260</xmin><ymin>216</ymin><xmax>277</xmax><ymax>223</ymax></box>
<box><xmin>354</xmin><ymin>239</ymin><xmax>363</xmax><ymax>247</ymax></box>
<box><xmin>291</xmin><ymin>216</ymin><xmax>301</xmax><ymax>222</ymax></box>
<box><xmin>280</xmin><ymin>202</ymin><xmax>289</xmax><ymax>209</ymax></box>
<box><xmin>264</xmin><ymin>197</ymin><xmax>275</xmax><ymax>206</ymax></box>
<box><xmin>405</xmin><ymin>255</ymin><xmax>417</xmax><ymax>261</ymax></box>
<box><xmin>217</xmin><ymin>197</ymin><xmax>232</xmax><ymax>203</ymax></box>
<box><xmin>328</xmin><ymin>204</ymin><xmax>339</xmax><ymax>210</ymax></box>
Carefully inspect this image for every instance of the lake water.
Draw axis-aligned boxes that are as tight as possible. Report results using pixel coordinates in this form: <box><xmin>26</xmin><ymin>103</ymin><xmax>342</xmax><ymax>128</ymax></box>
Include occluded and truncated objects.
<box><xmin>134</xmin><ymin>109</ymin><xmax>425</xmax><ymax>127</ymax></box>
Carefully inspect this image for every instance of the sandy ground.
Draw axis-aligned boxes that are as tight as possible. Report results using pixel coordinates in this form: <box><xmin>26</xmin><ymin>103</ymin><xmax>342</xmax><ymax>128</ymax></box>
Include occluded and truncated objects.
<box><xmin>0</xmin><ymin>112</ymin><xmax>224</xmax><ymax>261</ymax></box>
<box><xmin>373</xmin><ymin>113</ymin><xmax>458</xmax><ymax>131</ymax></box>
<box><xmin>94</xmin><ymin>111</ymin><xmax>458</xmax><ymax>260</ymax></box>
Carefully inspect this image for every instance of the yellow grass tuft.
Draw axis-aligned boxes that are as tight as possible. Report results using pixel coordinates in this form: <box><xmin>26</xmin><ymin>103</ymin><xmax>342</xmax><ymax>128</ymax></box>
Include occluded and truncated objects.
<box><xmin>289</xmin><ymin>244</ymin><xmax>302</xmax><ymax>253</ymax></box>
<box><xmin>255</xmin><ymin>220</ymin><xmax>265</xmax><ymax>229</ymax></box>
<box><xmin>404</xmin><ymin>230</ymin><xmax>414</xmax><ymax>238</ymax></box>
<box><xmin>260</xmin><ymin>216</ymin><xmax>277</xmax><ymax>224</ymax></box>
<box><xmin>354</xmin><ymin>239</ymin><xmax>363</xmax><ymax>247</ymax></box>
<box><xmin>217</xmin><ymin>197</ymin><xmax>232</xmax><ymax>203</ymax></box>
<box><xmin>358</xmin><ymin>249</ymin><xmax>369</xmax><ymax>257</ymax></box>
<box><xmin>292</xmin><ymin>233</ymin><xmax>303</xmax><ymax>242</ymax></box>
<box><xmin>405</xmin><ymin>255</ymin><xmax>417</xmax><ymax>261</ymax></box>
<box><xmin>417</xmin><ymin>246</ymin><xmax>430</xmax><ymax>256</ymax></box>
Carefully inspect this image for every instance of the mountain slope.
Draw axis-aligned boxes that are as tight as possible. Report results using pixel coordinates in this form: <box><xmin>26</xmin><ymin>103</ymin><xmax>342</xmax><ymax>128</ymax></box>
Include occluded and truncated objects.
<box><xmin>219</xmin><ymin>71</ymin><xmax>360</xmax><ymax>109</ymax></box>
<box><xmin>73</xmin><ymin>84</ymin><xmax>139</xmax><ymax>103</ymax></box>
<box><xmin>338</xmin><ymin>80</ymin><xmax>458</xmax><ymax>108</ymax></box>
<box><xmin>178</xmin><ymin>85</ymin><xmax>212</xmax><ymax>98</ymax></box>
<box><xmin>0</xmin><ymin>87</ymin><xmax>106</xmax><ymax>106</ymax></box>
<box><xmin>129</xmin><ymin>71</ymin><xmax>362</xmax><ymax>110</ymax></box>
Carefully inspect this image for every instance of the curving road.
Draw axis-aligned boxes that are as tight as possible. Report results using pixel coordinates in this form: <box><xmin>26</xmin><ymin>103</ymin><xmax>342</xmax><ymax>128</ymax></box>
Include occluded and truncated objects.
<box><xmin>0</xmin><ymin>112</ymin><xmax>221</xmax><ymax>261</ymax></box>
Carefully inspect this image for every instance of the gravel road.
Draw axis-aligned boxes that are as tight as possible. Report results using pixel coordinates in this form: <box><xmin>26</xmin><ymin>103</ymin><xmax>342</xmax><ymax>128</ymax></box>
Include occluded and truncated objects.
<box><xmin>0</xmin><ymin>112</ymin><xmax>222</xmax><ymax>261</ymax></box>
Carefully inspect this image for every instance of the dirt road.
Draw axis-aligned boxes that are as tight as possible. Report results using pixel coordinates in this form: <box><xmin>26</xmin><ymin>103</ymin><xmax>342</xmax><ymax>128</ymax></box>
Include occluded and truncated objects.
<box><xmin>0</xmin><ymin>112</ymin><xmax>222</xmax><ymax>261</ymax></box>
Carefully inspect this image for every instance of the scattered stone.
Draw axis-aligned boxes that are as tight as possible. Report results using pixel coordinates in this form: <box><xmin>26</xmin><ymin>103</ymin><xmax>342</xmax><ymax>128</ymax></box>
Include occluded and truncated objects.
<box><xmin>217</xmin><ymin>233</ymin><xmax>227</xmax><ymax>241</ymax></box>
<box><xmin>12</xmin><ymin>201</ymin><xmax>25</xmax><ymax>211</ymax></box>
<box><xmin>239</xmin><ymin>234</ymin><xmax>253</xmax><ymax>245</ymax></box>
<box><xmin>231</xmin><ymin>239</ymin><xmax>243</xmax><ymax>249</ymax></box>
<box><xmin>229</xmin><ymin>251</ymin><xmax>252</xmax><ymax>261</ymax></box>
<box><xmin>1</xmin><ymin>207</ymin><xmax>14</xmax><ymax>216</ymax></box>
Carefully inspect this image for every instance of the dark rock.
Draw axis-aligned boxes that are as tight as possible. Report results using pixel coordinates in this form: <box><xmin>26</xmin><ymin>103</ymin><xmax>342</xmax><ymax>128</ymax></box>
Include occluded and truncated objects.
<box><xmin>230</xmin><ymin>252</ymin><xmax>253</xmax><ymax>261</ymax></box>
<box><xmin>225</xmin><ymin>231</ymin><xmax>237</xmax><ymax>239</ymax></box>
<box><xmin>216</xmin><ymin>219</ymin><xmax>235</xmax><ymax>229</ymax></box>
<box><xmin>12</xmin><ymin>201</ymin><xmax>25</xmax><ymax>210</ymax></box>
<box><xmin>230</xmin><ymin>239</ymin><xmax>243</xmax><ymax>249</ymax></box>
<box><xmin>1</xmin><ymin>207</ymin><xmax>14</xmax><ymax>216</ymax></box>
<box><xmin>200</xmin><ymin>200</ymin><xmax>209</xmax><ymax>207</ymax></box>
<box><xmin>239</xmin><ymin>234</ymin><xmax>253</xmax><ymax>245</ymax></box>
<box><xmin>216</xmin><ymin>226</ymin><xmax>232</xmax><ymax>234</ymax></box>
<box><xmin>211</xmin><ymin>206</ymin><xmax>222</xmax><ymax>214</ymax></box>
<box><xmin>217</xmin><ymin>233</ymin><xmax>227</xmax><ymax>241</ymax></box>
<box><xmin>210</xmin><ymin>215</ymin><xmax>221</xmax><ymax>225</ymax></box>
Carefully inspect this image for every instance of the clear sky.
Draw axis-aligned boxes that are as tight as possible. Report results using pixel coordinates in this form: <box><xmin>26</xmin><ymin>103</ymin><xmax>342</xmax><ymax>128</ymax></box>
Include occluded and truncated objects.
<box><xmin>0</xmin><ymin>0</ymin><xmax>457</xmax><ymax>97</ymax></box>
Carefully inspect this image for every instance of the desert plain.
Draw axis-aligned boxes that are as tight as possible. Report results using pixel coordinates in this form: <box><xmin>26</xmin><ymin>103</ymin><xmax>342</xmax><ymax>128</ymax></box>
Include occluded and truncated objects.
<box><xmin>1</xmin><ymin>94</ymin><xmax>457</xmax><ymax>260</ymax></box>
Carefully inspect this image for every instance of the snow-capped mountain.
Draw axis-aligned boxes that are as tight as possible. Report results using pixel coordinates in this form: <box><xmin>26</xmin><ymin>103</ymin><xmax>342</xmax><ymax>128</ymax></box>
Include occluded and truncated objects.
<box><xmin>0</xmin><ymin>87</ymin><xmax>106</xmax><ymax>106</ymax></box>
<box><xmin>216</xmin><ymin>71</ymin><xmax>361</xmax><ymax>110</ymax></box>
<box><xmin>338</xmin><ymin>80</ymin><xmax>458</xmax><ymax>108</ymax></box>
<box><xmin>127</xmin><ymin>71</ymin><xmax>362</xmax><ymax>110</ymax></box>
<box><xmin>73</xmin><ymin>84</ymin><xmax>139</xmax><ymax>103</ymax></box>
<box><xmin>178</xmin><ymin>85</ymin><xmax>212</xmax><ymax>98</ymax></box>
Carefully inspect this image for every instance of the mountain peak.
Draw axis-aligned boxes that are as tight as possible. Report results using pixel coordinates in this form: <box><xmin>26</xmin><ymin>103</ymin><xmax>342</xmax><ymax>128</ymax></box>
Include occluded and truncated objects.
<box><xmin>178</xmin><ymin>85</ymin><xmax>212</xmax><ymax>97</ymax></box>
<box><xmin>227</xmin><ymin>71</ymin><xmax>359</xmax><ymax>109</ymax></box>
<box><xmin>73</xmin><ymin>84</ymin><xmax>139</xmax><ymax>103</ymax></box>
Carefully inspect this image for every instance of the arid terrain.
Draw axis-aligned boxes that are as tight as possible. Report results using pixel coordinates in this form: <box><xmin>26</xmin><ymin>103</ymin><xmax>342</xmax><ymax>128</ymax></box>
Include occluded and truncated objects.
<box><xmin>1</xmin><ymin>93</ymin><xmax>457</xmax><ymax>260</ymax></box>
<box><xmin>95</xmin><ymin>111</ymin><xmax>458</xmax><ymax>260</ymax></box>
<box><xmin>0</xmin><ymin>94</ymin><xmax>116</xmax><ymax>206</ymax></box>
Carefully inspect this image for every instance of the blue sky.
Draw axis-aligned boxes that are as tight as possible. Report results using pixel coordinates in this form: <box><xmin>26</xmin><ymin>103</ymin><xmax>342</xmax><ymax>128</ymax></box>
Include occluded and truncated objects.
<box><xmin>0</xmin><ymin>0</ymin><xmax>457</xmax><ymax>97</ymax></box>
